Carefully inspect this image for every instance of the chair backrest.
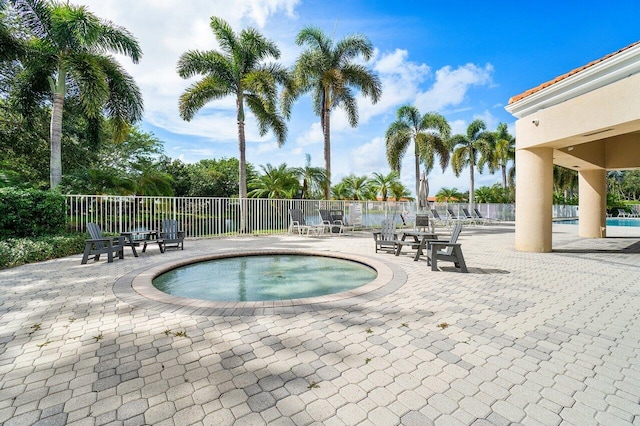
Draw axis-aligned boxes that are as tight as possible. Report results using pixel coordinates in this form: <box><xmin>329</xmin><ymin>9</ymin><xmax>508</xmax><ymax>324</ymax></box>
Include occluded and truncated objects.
<box><xmin>439</xmin><ymin>221</ymin><xmax>463</xmax><ymax>256</ymax></box>
<box><xmin>415</xmin><ymin>214</ymin><xmax>430</xmax><ymax>230</ymax></box>
<box><xmin>289</xmin><ymin>209</ymin><xmax>306</xmax><ymax>226</ymax></box>
<box><xmin>161</xmin><ymin>219</ymin><xmax>180</xmax><ymax>239</ymax></box>
<box><xmin>86</xmin><ymin>222</ymin><xmax>107</xmax><ymax>249</ymax></box>
<box><xmin>319</xmin><ymin>209</ymin><xmax>333</xmax><ymax>224</ymax></box>
<box><xmin>87</xmin><ymin>222</ymin><xmax>103</xmax><ymax>240</ymax></box>
<box><xmin>380</xmin><ymin>219</ymin><xmax>396</xmax><ymax>240</ymax></box>
<box><xmin>330</xmin><ymin>209</ymin><xmax>346</xmax><ymax>225</ymax></box>
<box><xmin>462</xmin><ymin>208</ymin><xmax>473</xmax><ymax>219</ymax></box>
<box><xmin>473</xmin><ymin>208</ymin><xmax>484</xmax><ymax>219</ymax></box>
<box><xmin>431</xmin><ymin>209</ymin><xmax>442</xmax><ymax>220</ymax></box>
<box><xmin>447</xmin><ymin>208</ymin><xmax>459</xmax><ymax>219</ymax></box>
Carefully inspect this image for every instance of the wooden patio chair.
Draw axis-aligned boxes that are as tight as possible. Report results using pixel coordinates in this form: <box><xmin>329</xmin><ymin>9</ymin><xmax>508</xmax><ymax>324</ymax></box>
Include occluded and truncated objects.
<box><xmin>158</xmin><ymin>219</ymin><xmax>185</xmax><ymax>252</ymax></box>
<box><xmin>81</xmin><ymin>222</ymin><xmax>125</xmax><ymax>264</ymax></box>
<box><xmin>373</xmin><ymin>219</ymin><xmax>399</xmax><ymax>253</ymax></box>
<box><xmin>426</xmin><ymin>222</ymin><xmax>468</xmax><ymax>272</ymax></box>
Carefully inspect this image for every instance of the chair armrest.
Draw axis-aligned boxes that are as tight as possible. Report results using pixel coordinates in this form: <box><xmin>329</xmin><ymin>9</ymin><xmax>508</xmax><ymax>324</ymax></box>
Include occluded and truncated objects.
<box><xmin>429</xmin><ymin>242</ymin><xmax>462</xmax><ymax>248</ymax></box>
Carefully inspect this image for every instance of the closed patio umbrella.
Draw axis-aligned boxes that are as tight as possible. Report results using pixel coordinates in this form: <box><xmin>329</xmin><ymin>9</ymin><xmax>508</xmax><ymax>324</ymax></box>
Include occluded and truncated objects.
<box><xmin>418</xmin><ymin>171</ymin><xmax>428</xmax><ymax>211</ymax></box>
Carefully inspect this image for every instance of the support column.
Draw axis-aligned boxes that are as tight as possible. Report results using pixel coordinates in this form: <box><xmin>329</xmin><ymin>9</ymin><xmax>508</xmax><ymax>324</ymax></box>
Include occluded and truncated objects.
<box><xmin>515</xmin><ymin>147</ymin><xmax>553</xmax><ymax>252</ymax></box>
<box><xmin>578</xmin><ymin>169</ymin><xmax>607</xmax><ymax>238</ymax></box>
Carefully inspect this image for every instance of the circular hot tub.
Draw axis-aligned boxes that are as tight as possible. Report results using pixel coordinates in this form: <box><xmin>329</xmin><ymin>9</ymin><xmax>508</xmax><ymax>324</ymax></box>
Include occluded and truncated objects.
<box><xmin>152</xmin><ymin>253</ymin><xmax>377</xmax><ymax>302</ymax></box>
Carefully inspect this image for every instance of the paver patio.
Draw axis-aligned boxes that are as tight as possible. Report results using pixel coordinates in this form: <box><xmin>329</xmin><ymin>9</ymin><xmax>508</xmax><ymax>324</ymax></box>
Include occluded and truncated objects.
<box><xmin>1</xmin><ymin>223</ymin><xmax>639</xmax><ymax>425</ymax></box>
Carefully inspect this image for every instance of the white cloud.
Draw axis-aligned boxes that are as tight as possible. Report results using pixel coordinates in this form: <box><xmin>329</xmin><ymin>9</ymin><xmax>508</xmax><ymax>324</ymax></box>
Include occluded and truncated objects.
<box><xmin>415</xmin><ymin>63</ymin><xmax>494</xmax><ymax>112</ymax></box>
<box><xmin>348</xmin><ymin>137</ymin><xmax>389</xmax><ymax>176</ymax></box>
<box><xmin>295</xmin><ymin>122</ymin><xmax>324</xmax><ymax>146</ymax></box>
<box><xmin>331</xmin><ymin>48</ymin><xmax>431</xmax><ymax>131</ymax></box>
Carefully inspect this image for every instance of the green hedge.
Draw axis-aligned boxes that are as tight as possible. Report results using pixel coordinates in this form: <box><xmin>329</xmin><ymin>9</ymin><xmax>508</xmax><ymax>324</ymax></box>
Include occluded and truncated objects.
<box><xmin>0</xmin><ymin>188</ymin><xmax>67</xmax><ymax>238</ymax></box>
<box><xmin>0</xmin><ymin>233</ymin><xmax>87</xmax><ymax>270</ymax></box>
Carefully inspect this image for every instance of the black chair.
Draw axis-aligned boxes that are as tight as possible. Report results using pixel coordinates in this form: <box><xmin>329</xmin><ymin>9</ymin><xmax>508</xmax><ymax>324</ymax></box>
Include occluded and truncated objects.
<box><xmin>158</xmin><ymin>219</ymin><xmax>185</xmax><ymax>252</ymax></box>
<box><xmin>81</xmin><ymin>223</ymin><xmax>125</xmax><ymax>264</ymax></box>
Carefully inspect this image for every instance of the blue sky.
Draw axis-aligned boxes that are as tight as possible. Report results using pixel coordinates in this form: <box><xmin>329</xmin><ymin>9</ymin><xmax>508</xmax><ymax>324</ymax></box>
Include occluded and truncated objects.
<box><xmin>76</xmin><ymin>0</ymin><xmax>640</xmax><ymax>196</ymax></box>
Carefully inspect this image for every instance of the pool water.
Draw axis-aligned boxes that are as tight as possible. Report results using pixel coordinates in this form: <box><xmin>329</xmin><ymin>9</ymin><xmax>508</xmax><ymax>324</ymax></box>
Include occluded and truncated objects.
<box><xmin>152</xmin><ymin>255</ymin><xmax>377</xmax><ymax>302</ymax></box>
<box><xmin>556</xmin><ymin>218</ymin><xmax>640</xmax><ymax>227</ymax></box>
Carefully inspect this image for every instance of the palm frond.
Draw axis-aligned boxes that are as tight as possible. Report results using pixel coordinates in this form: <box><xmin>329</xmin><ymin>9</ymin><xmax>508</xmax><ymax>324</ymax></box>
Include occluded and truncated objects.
<box><xmin>178</xmin><ymin>76</ymin><xmax>231</xmax><ymax>121</ymax></box>
<box><xmin>9</xmin><ymin>0</ymin><xmax>52</xmax><ymax>39</ymax></box>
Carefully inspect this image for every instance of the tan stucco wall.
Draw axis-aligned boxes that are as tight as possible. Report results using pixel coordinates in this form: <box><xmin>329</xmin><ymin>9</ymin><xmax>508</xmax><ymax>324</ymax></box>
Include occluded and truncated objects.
<box><xmin>513</xmin><ymin>72</ymin><xmax>640</xmax><ymax>158</ymax></box>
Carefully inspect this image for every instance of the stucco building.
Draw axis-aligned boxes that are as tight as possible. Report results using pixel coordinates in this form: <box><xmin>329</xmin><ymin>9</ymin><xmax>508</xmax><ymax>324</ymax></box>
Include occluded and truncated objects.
<box><xmin>506</xmin><ymin>41</ymin><xmax>640</xmax><ymax>252</ymax></box>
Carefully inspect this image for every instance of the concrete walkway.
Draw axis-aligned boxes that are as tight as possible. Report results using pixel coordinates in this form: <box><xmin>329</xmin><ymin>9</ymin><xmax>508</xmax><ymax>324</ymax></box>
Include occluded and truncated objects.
<box><xmin>1</xmin><ymin>224</ymin><xmax>639</xmax><ymax>425</ymax></box>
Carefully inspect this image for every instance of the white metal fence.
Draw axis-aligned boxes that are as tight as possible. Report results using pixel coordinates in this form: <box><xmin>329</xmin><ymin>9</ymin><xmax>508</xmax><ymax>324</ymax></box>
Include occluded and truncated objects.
<box><xmin>65</xmin><ymin>195</ymin><xmax>578</xmax><ymax>238</ymax></box>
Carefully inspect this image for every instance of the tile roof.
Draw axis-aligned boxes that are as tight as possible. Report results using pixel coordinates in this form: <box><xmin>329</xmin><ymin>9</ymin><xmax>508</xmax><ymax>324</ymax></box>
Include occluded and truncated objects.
<box><xmin>508</xmin><ymin>40</ymin><xmax>640</xmax><ymax>105</ymax></box>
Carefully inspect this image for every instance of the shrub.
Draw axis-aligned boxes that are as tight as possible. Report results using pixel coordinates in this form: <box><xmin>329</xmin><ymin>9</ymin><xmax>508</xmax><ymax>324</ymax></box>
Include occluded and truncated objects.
<box><xmin>0</xmin><ymin>233</ymin><xmax>86</xmax><ymax>269</ymax></box>
<box><xmin>0</xmin><ymin>188</ymin><xmax>67</xmax><ymax>238</ymax></box>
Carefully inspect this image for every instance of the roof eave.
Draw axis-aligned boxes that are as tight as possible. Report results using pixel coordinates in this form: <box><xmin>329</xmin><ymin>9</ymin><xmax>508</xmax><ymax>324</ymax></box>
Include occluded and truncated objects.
<box><xmin>505</xmin><ymin>44</ymin><xmax>640</xmax><ymax>119</ymax></box>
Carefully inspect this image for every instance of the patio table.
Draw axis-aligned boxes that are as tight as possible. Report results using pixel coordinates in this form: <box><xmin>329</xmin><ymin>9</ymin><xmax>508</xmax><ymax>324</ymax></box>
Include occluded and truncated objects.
<box><xmin>395</xmin><ymin>230</ymin><xmax>438</xmax><ymax>261</ymax></box>
<box><xmin>120</xmin><ymin>230</ymin><xmax>159</xmax><ymax>256</ymax></box>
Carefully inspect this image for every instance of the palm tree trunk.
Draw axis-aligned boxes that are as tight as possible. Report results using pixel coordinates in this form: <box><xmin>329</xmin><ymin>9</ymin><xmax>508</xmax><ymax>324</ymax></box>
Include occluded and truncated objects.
<box><xmin>502</xmin><ymin>165</ymin><xmax>507</xmax><ymax>189</ymax></box>
<box><xmin>50</xmin><ymin>91</ymin><xmax>64</xmax><ymax>188</ymax></box>
<box><xmin>323</xmin><ymin>107</ymin><xmax>331</xmax><ymax>200</ymax></box>
<box><xmin>237</xmin><ymin>95</ymin><xmax>248</xmax><ymax>233</ymax></box>
<box><xmin>469</xmin><ymin>157</ymin><xmax>475</xmax><ymax>210</ymax></box>
<box><xmin>414</xmin><ymin>140</ymin><xmax>420</xmax><ymax>198</ymax></box>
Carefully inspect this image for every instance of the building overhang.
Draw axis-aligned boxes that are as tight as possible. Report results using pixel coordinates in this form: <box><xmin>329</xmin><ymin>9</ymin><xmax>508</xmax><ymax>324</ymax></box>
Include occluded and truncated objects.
<box><xmin>506</xmin><ymin>42</ymin><xmax>640</xmax><ymax>119</ymax></box>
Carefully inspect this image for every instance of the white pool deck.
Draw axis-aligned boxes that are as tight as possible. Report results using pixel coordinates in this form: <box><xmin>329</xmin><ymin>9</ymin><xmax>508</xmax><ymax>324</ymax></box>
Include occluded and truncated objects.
<box><xmin>1</xmin><ymin>223</ymin><xmax>639</xmax><ymax>425</ymax></box>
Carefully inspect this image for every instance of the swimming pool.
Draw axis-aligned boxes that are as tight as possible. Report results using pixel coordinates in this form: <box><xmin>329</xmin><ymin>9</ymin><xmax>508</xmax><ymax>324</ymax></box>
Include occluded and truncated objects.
<box><xmin>556</xmin><ymin>218</ymin><xmax>640</xmax><ymax>227</ymax></box>
<box><xmin>152</xmin><ymin>254</ymin><xmax>378</xmax><ymax>302</ymax></box>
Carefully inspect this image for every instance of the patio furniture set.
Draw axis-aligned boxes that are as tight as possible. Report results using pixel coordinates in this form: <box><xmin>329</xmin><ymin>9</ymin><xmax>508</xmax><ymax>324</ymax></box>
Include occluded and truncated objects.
<box><xmin>373</xmin><ymin>216</ymin><xmax>468</xmax><ymax>273</ymax></box>
<box><xmin>81</xmin><ymin>219</ymin><xmax>184</xmax><ymax>264</ymax></box>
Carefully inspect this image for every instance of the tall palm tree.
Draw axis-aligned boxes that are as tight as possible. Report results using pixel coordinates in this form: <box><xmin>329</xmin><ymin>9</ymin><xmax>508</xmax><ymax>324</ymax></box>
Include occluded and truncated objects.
<box><xmin>292</xmin><ymin>154</ymin><xmax>327</xmax><ymax>199</ymax></box>
<box><xmin>450</xmin><ymin>119</ymin><xmax>495</xmax><ymax>208</ymax></box>
<box><xmin>177</xmin><ymin>16</ymin><xmax>287</xmax><ymax>231</ymax></box>
<box><xmin>385</xmin><ymin>105</ymin><xmax>451</xmax><ymax>196</ymax></box>
<box><xmin>10</xmin><ymin>0</ymin><xmax>143</xmax><ymax>189</ymax></box>
<box><xmin>492</xmin><ymin>123</ymin><xmax>515</xmax><ymax>189</ymax></box>
<box><xmin>283</xmin><ymin>27</ymin><xmax>381</xmax><ymax>198</ymax></box>
<box><xmin>368</xmin><ymin>171</ymin><xmax>400</xmax><ymax>201</ymax></box>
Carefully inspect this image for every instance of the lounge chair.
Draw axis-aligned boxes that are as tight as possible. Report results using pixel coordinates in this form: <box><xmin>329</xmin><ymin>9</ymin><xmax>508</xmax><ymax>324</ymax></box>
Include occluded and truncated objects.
<box><xmin>289</xmin><ymin>209</ymin><xmax>322</xmax><ymax>236</ymax></box>
<box><xmin>426</xmin><ymin>221</ymin><xmax>468</xmax><ymax>273</ymax></box>
<box><xmin>330</xmin><ymin>209</ymin><xmax>355</xmax><ymax>233</ymax></box>
<box><xmin>447</xmin><ymin>208</ymin><xmax>470</xmax><ymax>225</ymax></box>
<box><xmin>430</xmin><ymin>209</ymin><xmax>449</xmax><ymax>228</ymax></box>
<box><xmin>373</xmin><ymin>219</ymin><xmax>399</xmax><ymax>253</ymax></box>
<box><xmin>81</xmin><ymin>222</ymin><xmax>125</xmax><ymax>264</ymax></box>
<box><xmin>473</xmin><ymin>208</ymin><xmax>499</xmax><ymax>224</ymax></box>
<box><xmin>462</xmin><ymin>208</ymin><xmax>481</xmax><ymax>225</ymax></box>
<box><xmin>319</xmin><ymin>209</ymin><xmax>346</xmax><ymax>234</ymax></box>
<box><xmin>158</xmin><ymin>219</ymin><xmax>185</xmax><ymax>252</ymax></box>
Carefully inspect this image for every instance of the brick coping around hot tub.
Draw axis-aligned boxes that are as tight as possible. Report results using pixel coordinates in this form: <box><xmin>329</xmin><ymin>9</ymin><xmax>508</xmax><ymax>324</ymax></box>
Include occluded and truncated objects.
<box><xmin>113</xmin><ymin>249</ymin><xmax>407</xmax><ymax>316</ymax></box>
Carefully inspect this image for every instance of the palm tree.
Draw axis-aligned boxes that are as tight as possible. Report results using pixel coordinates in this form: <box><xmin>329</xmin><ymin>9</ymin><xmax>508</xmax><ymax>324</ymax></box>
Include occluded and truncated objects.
<box><xmin>492</xmin><ymin>123</ymin><xmax>515</xmax><ymax>189</ymax></box>
<box><xmin>450</xmin><ymin>119</ymin><xmax>495</xmax><ymax>208</ymax></box>
<box><xmin>284</xmin><ymin>27</ymin><xmax>381</xmax><ymax>198</ymax></box>
<box><xmin>555</xmin><ymin>165</ymin><xmax>578</xmax><ymax>201</ymax></box>
<box><xmin>435</xmin><ymin>187</ymin><xmax>465</xmax><ymax>203</ymax></box>
<box><xmin>389</xmin><ymin>182</ymin><xmax>413</xmax><ymax>202</ymax></box>
<box><xmin>177</xmin><ymin>17</ymin><xmax>287</xmax><ymax>231</ymax></box>
<box><xmin>292</xmin><ymin>154</ymin><xmax>327</xmax><ymax>199</ymax></box>
<box><xmin>10</xmin><ymin>0</ymin><xmax>143</xmax><ymax>189</ymax></box>
<box><xmin>368</xmin><ymin>171</ymin><xmax>400</xmax><ymax>201</ymax></box>
<box><xmin>248</xmin><ymin>163</ymin><xmax>299</xmax><ymax>199</ymax></box>
<box><xmin>385</xmin><ymin>105</ymin><xmax>451</xmax><ymax>196</ymax></box>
